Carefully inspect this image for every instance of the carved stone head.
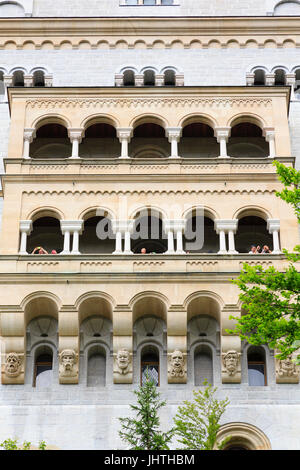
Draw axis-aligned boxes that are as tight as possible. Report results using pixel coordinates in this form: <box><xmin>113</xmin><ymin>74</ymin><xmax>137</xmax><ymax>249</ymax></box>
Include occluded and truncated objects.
<box><xmin>5</xmin><ymin>352</ymin><xmax>22</xmax><ymax>377</ymax></box>
<box><xmin>59</xmin><ymin>349</ymin><xmax>77</xmax><ymax>373</ymax></box>
<box><xmin>278</xmin><ymin>355</ymin><xmax>297</xmax><ymax>377</ymax></box>
<box><xmin>222</xmin><ymin>350</ymin><xmax>240</xmax><ymax>376</ymax></box>
<box><xmin>171</xmin><ymin>350</ymin><xmax>184</xmax><ymax>372</ymax></box>
<box><xmin>116</xmin><ymin>349</ymin><xmax>130</xmax><ymax>371</ymax></box>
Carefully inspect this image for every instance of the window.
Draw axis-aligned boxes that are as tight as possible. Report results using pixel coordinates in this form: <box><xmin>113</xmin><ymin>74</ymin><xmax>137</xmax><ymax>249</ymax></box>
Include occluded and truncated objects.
<box><xmin>247</xmin><ymin>347</ymin><xmax>267</xmax><ymax>386</ymax></box>
<box><xmin>34</xmin><ymin>353</ymin><xmax>53</xmax><ymax>387</ymax></box>
<box><xmin>141</xmin><ymin>349</ymin><xmax>159</xmax><ymax>386</ymax></box>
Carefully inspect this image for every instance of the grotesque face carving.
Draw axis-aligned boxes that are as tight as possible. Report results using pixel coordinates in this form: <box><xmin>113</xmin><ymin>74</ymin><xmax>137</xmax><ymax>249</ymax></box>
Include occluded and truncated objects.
<box><xmin>278</xmin><ymin>355</ymin><xmax>297</xmax><ymax>377</ymax></box>
<box><xmin>59</xmin><ymin>349</ymin><xmax>77</xmax><ymax>374</ymax></box>
<box><xmin>117</xmin><ymin>349</ymin><xmax>130</xmax><ymax>371</ymax></box>
<box><xmin>5</xmin><ymin>352</ymin><xmax>22</xmax><ymax>377</ymax></box>
<box><xmin>223</xmin><ymin>350</ymin><xmax>239</xmax><ymax>376</ymax></box>
<box><xmin>169</xmin><ymin>350</ymin><xmax>185</xmax><ymax>378</ymax></box>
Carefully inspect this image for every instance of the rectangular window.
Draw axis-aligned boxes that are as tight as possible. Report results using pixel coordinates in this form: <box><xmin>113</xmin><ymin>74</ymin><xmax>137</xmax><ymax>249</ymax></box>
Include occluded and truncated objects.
<box><xmin>248</xmin><ymin>362</ymin><xmax>266</xmax><ymax>386</ymax></box>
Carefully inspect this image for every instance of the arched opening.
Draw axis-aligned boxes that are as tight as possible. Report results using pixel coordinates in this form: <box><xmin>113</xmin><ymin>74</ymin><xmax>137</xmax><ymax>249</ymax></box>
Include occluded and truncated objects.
<box><xmin>194</xmin><ymin>344</ymin><xmax>213</xmax><ymax>386</ymax></box>
<box><xmin>274</xmin><ymin>69</ymin><xmax>286</xmax><ymax>86</ymax></box>
<box><xmin>141</xmin><ymin>345</ymin><xmax>160</xmax><ymax>386</ymax></box>
<box><xmin>183</xmin><ymin>211</ymin><xmax>219</xmax><ymax>253</ymax></box>
<box><xmin>79</xmin><ymin>215</ymin><xmax>115</xmax><ymax>254</ymax></box>
<box><xmin>295</xmin><ymin>69</ymin><xmax>300</xmax><ymax>94</ymax></box>
<box><xmin>253</xmin><ymin>69</ymin><xmax>266</xmax><ymax>86</ymax></box>
<box><xmin>228</xmin><ymin>122</ymin><xmax>268</xmax><ymax>158</ymax></box>
<box><xmin>80</xmin><ymin>122</ymin><xmax>120</xmax><ymax>158</ymax></box>
<box><xmin>164</xmin><ymin>69</ymin><xmax>176</xmax><ymax>86</ymax></box>
<box><xmin>143</xmin><ymin>69</ymin><xmax>155</xmax><ymax>86</ymax></box>
<box><xmin>274</xmin><ymin>1</ymin><xmax>300</xmax><ymax>15</ymax></box>
<box><xmin>129</xmin><ymin>122</ymin><xmax>169</xmax><ymax>158</ymax></box>
<box><xmin>33</xmin><ymin>347</ymin><xmax>53</xmax><ymax>388</ymax></box>
<box><xmin>123</xmin><ymin>69</ymin><xmax>135</xmax><ymax>86</ymax></box>
<box><xmin>0</xmin><ymin>3</ymin><xmax>25</xmax><ymax>17</ymax></box>
<box><xmin>31</xmin><ymin>123</ymin><xmax>71</xmax><ymax>158</ymax></box>
<box><xmin>179</xmin><ymin>122</ymin><xmax>218</xmax><ymax>158</ymax></box>
<box><xmin>33</xmin><ymin>70</ymin><xmax>45</xmax><ymax>87</ymax></box>
<box><xmin>27</xmin><ymin>216</ymin><xmax>64</xmax><ymax>254</ymax></box>
<box><xmin>247</xmin><ymin>346</ymin><xmax>267</xmax><ymax>386</ymax></box>
<box><xmin>235</xmin><ymin>216</ymin><xmax>273</xmax><ymax>253</ymax></box>
<box><xmin>87</xmin><ymin>345</ymin><xmax>106</xmax><ymax>387</ymax></box>
<box><xmin>12</xmin><ymin>70</ymin><xmax>24</xmax><ymax>87</ymax></box>
<box><xmin>218</xmin><ymin>423</ymin><xmax>272</xmax><ymax>450</ymax></box>
<box><xmin>132</xmin><ymin>209</ymin><xmax>168</xmax><ymax>254</ymax></box>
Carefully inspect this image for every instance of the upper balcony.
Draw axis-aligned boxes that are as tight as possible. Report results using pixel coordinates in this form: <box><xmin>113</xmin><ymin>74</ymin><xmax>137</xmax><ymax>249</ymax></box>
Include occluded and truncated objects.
<box><xmin>5</xmin><ymin>86</ymin><xmax>293</xmax><ymax>178</ymax></box>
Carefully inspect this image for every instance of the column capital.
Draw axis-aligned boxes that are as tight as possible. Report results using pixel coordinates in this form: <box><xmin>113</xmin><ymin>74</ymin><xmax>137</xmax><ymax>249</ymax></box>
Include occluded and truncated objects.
<box><xmin>111</xmin><ymin>219</ymin><xmax>134</xmax><ymax>234</ymax></box>
<box><xmin>285</xmin><ymin>72</ymin><xmax>296</xmax><ymax>84</ymax></box>
<box><xmin>163</xmin><ymin>219</ymin><xmax>186</xmax><ymax>233</ymax></box>
<box><xmin>68</xmin><ymin>128</ymin><xmax>84</xmax><ymax>143</ymax></box>
<box><xmin>263</xmin><ymin>127</ymin><xmax>275</xmax><ymax>141</ymax></box>
<box><xmin>116</xmin><ymin>127</ymin><xmax>133</xmax><ymax>141</ymax></box>
<box><xmin>165</xmin><ymin>127</ymin><xmax>182</xmax><ymax>142</ymax></box>
<box><xmin>267</xmin><ymin>219</ymin><xmax>280</xmax><ymax>233</ymax></box>
<box><xmin>3</xmin><ymin>74</ymin><xmax>12</xmax><ymax>87</ymax></box>
<box><xmin>115</xmin><ymin>74</ymin><xmax>124</xmax><ymax>87</ymax></box>
<box><xmin>155</xmin><ymin>74</ymin><xmax>164</xmax><ymax>86</ymax></box>
<box><xmin>23</xmin><ymin>128</ymin><xmax>36</xmax><ymax>143</ymax></box>
<box><xmin>214</xmin><ymin>127</ymin><xmax>231</xmax><ymax>142</ymax></box>
<box><xmin>175</xmin><ymin>73</ymin><xmax>184</xmax><ymax>86</ymax></box>
<box><xmin>24</xmin><ymin>75</ymin><xmax>33</xmax><ymax>87</ymax></box>
<box><xmin>44</xmin><ymin>74</ymin><xmax>53</xmax><ymax>87</ymax></box>
<box><xmin>19</xmin><ymin>220</ymin><xmax>33</xmax><ymax>235</ymax></box>
<box><xmin>214</xmin><ymin>219</ymin><xmax>238</xmax><ymax>234</ymax></box>
<box><xmin>60</xmin><ymin>220</ymin><xmax>84</xmax><ymax>234</ymax></box>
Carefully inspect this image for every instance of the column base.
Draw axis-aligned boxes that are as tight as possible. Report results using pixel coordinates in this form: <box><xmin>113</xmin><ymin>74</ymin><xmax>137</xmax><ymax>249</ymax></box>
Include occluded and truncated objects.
<box><xmin>22</xmin><ymin>156</ymin><xmax>30</xmax><ymax>160</ymax></box>
<box><xmin>176</xmin><ymin>250</ymin><xmax>186</xmax><ymax>254</ymax></box>
<box><xmin>123</xmin><ymin>250</ymin><xmax>133</xmax><ymax>255</ymax></box>
<box><xmin>71</xmin><ymin>251</ymin><xmax>81</xmax><ymax>255</ymax></box>
<box><xmin>19</xmin><ymin>251</ymin><xmax>28</xmax><ymax>255</ymax></box>
<box><xmin>272</xmin><ymin>250</ymin><xmax>282</xmax><ymax>254</ymax></box>
<box><xmin>218</xmin><ymin>250</ymin><xmax>228</xmax><ymax>254</ymax></box>
<box><xmin>113</xmin><ymin>250</ymin><xmax>123</xmax><ymax>255</ymax></box>
<box><xmin>165</xmin><ymin>250</ymin><xmax>176</xmax><ymax>254</ymax></box>
<box><xmin>119</xmin><ymin>155</ymin><xmax>130</xmax><ymax>159</ymax></box>
<box><xmin>169</xmin><ymin>155</ymin><xmax>181</xmax><ymax>159</ymax></box>
<box><xmin>69</xmin><ymin>155</ymin><xmax>80</xmax><ymax>159</ymax></box>
<box><xmin>60</xmin><ymin>250</ymin><xmax>71</xmax><ymax>255</ymax></box>
<box><xmin>218</xmin><ymin>155</ymin><xmax>230</xmax><ymax>159</ymax></box>
<box><xmin>228</xmin><ymin>250</ymin><xmax>238</xmax><ymax>254</ymax></box>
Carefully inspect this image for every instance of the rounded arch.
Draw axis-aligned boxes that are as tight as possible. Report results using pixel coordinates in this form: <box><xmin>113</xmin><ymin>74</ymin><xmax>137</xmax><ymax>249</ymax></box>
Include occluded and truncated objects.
<box><xmin>29</xmin><ymin>66</ymin><xmax>50</xmax><ymax>75</ymax></box>
<box><xmin>250</xmin><ymin>65</ymin><xmax>269</xmax><ymax>73</ymax></box>
<box><xmin>160</xmin><ymin>65</ymin><xmax>178</xmax><ymax>74</ymax></box>
<box><xmin>233</xmin><ymin>205</ymin><xmax>272</xmax><ymax>221</ymax></box>
<box><xmin>228</xmin><ymin>113</ymin><xmax>267</xmax><ymax>130</ymax></box>
<box><xmin>291</xmin><ymin>64</ymin><xmax>300</xmax><ymax>72</ymax></box>
<box><xmin>75</xmin><ymin>291</ymin><xmax>115</xmax><ymax>324</ymax></box>
<box><xmin>182</xmin><ymin>205</ymin><xmax>220</xmax><ymax>222</ymax></box>
<box><xmin>0</xmin><ymin>1</ymin><xmax>25</xmax><ymax>16</ymax></box>
<box><xmin>80</xmin><ymin>114</ymin><xmax>120</xmax><ymax>131</ymax></box>
<box><xmin>32</xmin><ymin>114</ymin><xmax>71</xmax><ymax>132</ymax></box>
<box><xmin>274</xmin><ymin>0</ymin><xmax>300</xmax><ymax>15</ymax></box>
<box><xmin>218</xmin><ymin>422</ymin><xmax>271</xmax><ymax>450</ymax></box>
<box><xmin>78</xmin><ymin>206</ymin><xmax>116</xmax><ymax>222</ymax></box>
<box><xmin>184</xmin><ymin>291</ymin><xmax>224</xmax><ymax>323</ymax></box>
<box><xmin>129</xmin><ymin>205</ymin><xmax>168</xmax><ymax>221</ymax></box>
<box><xmin>9</xmin><ymin>66</ymin><xmax>27</xmax><ymax>75</ymax></box>
<box><xmin>27</xmin><ymin>206</ymin><xmax>65</xmax><ymax>222</ymax></box>
<box><xmin>271</xmin><ymin>65</ymin><xmax>289</xmax><ymax>73</ymax></box>
<box><xmin>129</xmin><ymin>291</ymin><xmax>169</xmax><ymax>323</ymax></box>
<box><xmin>130</xmin><ymin>113</ymin><xmax>169</xmax><ymax>130</ymax></box>
<box><xmin>140</xmin><ymin>66</ymin><xmax>159</xmax><ymax>74</ymax></box>
<box><xmin>119</xmin><ymin>65</ymin><xmax>138</xmax><ymax>74</ymax></box>
<box><xmin>0</xmin><ymin>67</ymin><xmax>8</xmax><ymax>75</ymax></box>
<box><xmin>131</xmin><ymin>145</ymin><xmax>169</xmax><ymax>159</ymax></box>
<box><xmin>178</xmin><ymin>113</ymin><xmax>218</xmax><ymax>130</ymax></box>
<box><xmin>21</xmin><ymin>291</ymin><xmax>61</xmax><ymax>325</ymax></box>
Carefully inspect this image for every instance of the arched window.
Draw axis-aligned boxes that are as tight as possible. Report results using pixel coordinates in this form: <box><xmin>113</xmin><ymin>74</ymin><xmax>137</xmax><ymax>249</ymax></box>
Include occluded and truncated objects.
<box><xmin>34</xmin><ymin>351</ymin><xmax>53</xmax><ymax>388</ymax></box>
<box><xmin>143</xmin><ymin>69</ymin><xmax>155</xmax><ymax>86</ymax></box>
<box><xmin>253</xmin><ymin>69</ymin><xmax>265</xmax><ymax>86</ymax></box>
<box><xmin>274</xmin><ymin>1</ymin><xmax>300</xmax><ymax>15</ymax></box>
<box><xmin>247</xmin><ymin>346</ymin><xmax>267</xmax><ymax>386</ymax></box>
<box><xmin>194</xmin><ymin>345</ymin><xmax>213</xmax><ymax>386</ymax></box>
<box><xmin>164</xmin><ymin>69</ymin><xmax>176</xmax><ymax>86</ymax></box>
<box><xmin>123</xmin><ymin>70</ymin><xmax>135</xmax><ymax>86</ymax></box>
<box><xmin>274</xmin><ymin>69</ymin><xmax>286</xmax><ymax>86</ymax></box>
<box><xmin>33</xmin><ymin>70</ymin><xmax>45</xmax><ymax>87</ymax></box>
<box><xmin>27</xmin><ymin>216</ymin><xmax>64</xmax><ymax>254</ymax></box>
<box><xmin>12</xmin><ymin>70</ymin><xmax>24</xmax><ymax>87</ymax></box>
<box><xmin>141</xmin><ymin>346</ymin><xmax>159</xmax><ymax>386</ymax></box>
<box><xmin>87</xmin><ymin>345</ymin><xmax>106</xmax><ymax>387</ymax></box>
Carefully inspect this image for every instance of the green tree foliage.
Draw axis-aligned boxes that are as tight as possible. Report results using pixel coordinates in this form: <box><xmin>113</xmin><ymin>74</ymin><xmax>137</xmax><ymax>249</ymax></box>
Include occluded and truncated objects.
<box><xmin>0</xmin><ymin>438</ymin><xmax>47</xmax><ymax>450</ymax></box>
<box><xmin>228</xmin><ymin>161</ymin><xmax>300</xmax><ymax>362</ymax></box>
<box><xmin>173</xmin><ymin>382</ymin><xmax>230</xmax><ymax>450</ymax></box>
<box><xmin>119</xmin><ymin>374</ymin><xmax>175</xmax><ymax>450</ymax></box>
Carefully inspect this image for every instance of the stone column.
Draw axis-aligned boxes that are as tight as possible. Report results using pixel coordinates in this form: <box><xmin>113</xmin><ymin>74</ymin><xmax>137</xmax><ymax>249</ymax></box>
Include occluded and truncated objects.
<box><xmin>215</xmin><ymin>220</ymin><xmax>239</xmax><ymax>254</ymax></box>
<box><xmin>44</xmin><ymin>75</ymin><xmax>53</xmax><ymax>87</ymax></box>
<box><xmin>68</xmin><ymin>128</ymin><xmax>84</xmax><ymax>159</ymax></box>
<box><xmin>70</xmin><ymin>221</ymin><xmax>84</xmax><ymax>255</ymax></box>
<box><xmin>227</xmin><ymin>220</ymin><xmax>239</xmax><ymax>254</ymax></box>
<box><xmin>263</xmin><ymin>128</ymin><xmax>276</xmax><ymax>159</ymax></box>
<box><xmin>112</xmin><ymin>220</ymin><xmax>134</xmax><ymax>254</ymax></box>
<box><xmin>155</xmin><ymin>74</ymin><xmax>164</xmax><ymax>86</ymax></box>
<box><xmin>267</xmin><ymin>219</ymin><xmax>281</xmax><ymax>254</ymax></box>
<box><xmin>285</xmin><ymin>73</ymin><xmax>296</xmax><ymax>101</ymax></box>
<box><xmin>166</xmin><ymin>127</ymin><xmax>182</xmax><ymax>159</ymax></box>
<box><xmin>117</xmin><ymin>128</ymin><xmax>133</xmax><ymax>159</ymax></box>
<box><xmin>113</xmin><ymin>306</ymin><xmax>133</xmax><ymax>384</ymax></box>
<box><xmin>58</xmin><ymin>308</ymin><xmax>79</xmax><ymax>384</ymax></box>
<box><xmin>19</xmin><ymin>220</ymin><xmax>33</xmax><ymax>255</ymax></box>
<box><xmin>246</xmin><ymin>72</ymin><xmax>255</xmax><ymax>86</ymax></box>
<box><xmin>167</xmin><ymin>306</ymin><xmax>187</xmax><ymax>383</ymax></box>
<box><xmin>214</xmin><ymin>127</ymin><xmax>231</xmax><ymax>158</ymax></box>
<box><xmin>163</xmin><ymin>220</ymin><xmax>186</xmax><ymax>254</ymax></box>
<box><xmin>24</xmin><ymin>75</ymin><xmax>33</xmax><ymax>87</ymax></box>
<box><xmin>265</xmin><ymin>73</ymin><xmax>275</xmax><ymax>86</ymax></box>
<box><xmin>23</xmin><ymin>128</ymin><xmax>36</xmax><ymax>159</ymax></box>
<box><xmin>134</xmin><ymin>74</ymin><xmax>144</xmax><ymax>87</ymax></box>
<box><xmin>1</xmin><ymin>311</ymin><xmax>25</xmax><ymax>384</ymax></box>
<box><xmin>175</xmin><ymin>73</ymin><xmax>184</xmax><ymax>86</ymax></box>
<box><xmin>221</xmin><ymin>307</ymin><xmax>242</xmax><ymax>384</ymax></box>
<box><xmin>115</xmin><ymin>73</ymin><xmax>124</xmax><ymax>87</ymax></box>
<box><xmin>214</xmin><ymin>220</ymin><xmax>227</xmax><ymax>254</ymax></box>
